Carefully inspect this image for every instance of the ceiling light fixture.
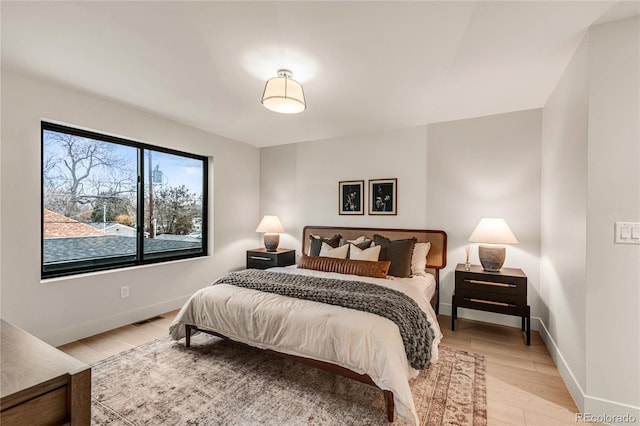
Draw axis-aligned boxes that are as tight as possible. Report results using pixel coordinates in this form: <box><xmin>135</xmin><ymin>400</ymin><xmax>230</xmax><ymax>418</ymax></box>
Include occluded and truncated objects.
<box><xmin>261</xmin><ymin>69</ymin><xmax>306</xmax><ymax>114</ymax></box>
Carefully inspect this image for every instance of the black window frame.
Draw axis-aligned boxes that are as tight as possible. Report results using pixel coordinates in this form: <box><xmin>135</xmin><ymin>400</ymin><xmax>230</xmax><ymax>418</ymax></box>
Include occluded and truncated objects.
<box><xmin>41</xmin><ymin>122</ymin><xmax>208</xmax><ymax>279</ymax></box>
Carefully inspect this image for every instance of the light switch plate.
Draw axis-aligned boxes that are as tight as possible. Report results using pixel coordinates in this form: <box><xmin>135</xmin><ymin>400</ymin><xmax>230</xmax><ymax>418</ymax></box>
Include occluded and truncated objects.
<box><xmin>615</xmin><ymin>222</ymin><xmax>640</xmax><ymax>244</ymax></box>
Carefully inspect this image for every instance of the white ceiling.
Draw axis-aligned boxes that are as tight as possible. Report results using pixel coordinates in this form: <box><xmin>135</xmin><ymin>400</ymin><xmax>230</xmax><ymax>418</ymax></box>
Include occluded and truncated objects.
<box><xmin>2</xmin><ymin>1</ymin><xmax>638</xmax><ymax>147</ymax></box>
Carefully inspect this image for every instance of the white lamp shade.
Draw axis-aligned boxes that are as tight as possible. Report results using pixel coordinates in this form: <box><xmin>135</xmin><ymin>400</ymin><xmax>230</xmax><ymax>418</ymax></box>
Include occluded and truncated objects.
<box><xmin>468</xmin><ymin>218</ymin><xmax>519</xmax><ymax>244</ymax></box>
<box><xmin>261</xmin><ymin>71</ymin><xmax>306</xmax><ymax>114</ymax></box>
<box><xmin>255</xmin><ymin>215</ymin><xmax>285</xmax><ymax>233</ymax></box>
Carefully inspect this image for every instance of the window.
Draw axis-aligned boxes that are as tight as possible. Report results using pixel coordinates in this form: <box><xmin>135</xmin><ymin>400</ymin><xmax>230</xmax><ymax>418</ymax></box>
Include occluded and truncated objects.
<box><xmin>42</xmin><ymin>122</ymin><xmax>208</xmax><ymax>278</ymax></box>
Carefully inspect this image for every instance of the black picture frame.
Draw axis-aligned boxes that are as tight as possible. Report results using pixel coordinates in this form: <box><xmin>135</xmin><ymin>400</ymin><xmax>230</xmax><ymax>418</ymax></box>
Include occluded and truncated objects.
<box><xmin>338</xmin><ymin>180</ymin><xmax>364</xmax><ymax>215</ymax></box>
<box><xmin>368</xmin><ymin>178</ymin><xmax>397</xmax><ymax>215</ymax></box>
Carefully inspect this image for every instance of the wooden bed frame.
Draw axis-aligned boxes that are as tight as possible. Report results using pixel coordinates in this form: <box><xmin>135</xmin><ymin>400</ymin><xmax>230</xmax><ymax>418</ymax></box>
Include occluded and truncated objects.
<box><xmin>185</xmin><ymin>225</ymin><xmax>447</xmax><ymax>422</ymax></box>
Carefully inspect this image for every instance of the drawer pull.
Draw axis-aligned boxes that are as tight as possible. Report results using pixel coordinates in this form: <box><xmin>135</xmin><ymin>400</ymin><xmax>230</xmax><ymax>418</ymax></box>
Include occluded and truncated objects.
<box><xmin>465</xmin><ymin>279</ymin><xmax>516</xmax><ymax>288</ymax></box>
<box><xmin>464</xmin><ymin>297</ymin><xmax>516</xmax><ymax>308</ymax></box>
<box><xmin>249</xmin><ymin>256</ymin><xmax>271</xmax><ymax>261</ymax></box>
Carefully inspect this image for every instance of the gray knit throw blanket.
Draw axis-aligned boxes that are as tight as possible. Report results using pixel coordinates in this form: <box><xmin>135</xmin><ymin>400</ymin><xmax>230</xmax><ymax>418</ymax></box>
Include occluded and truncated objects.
<box><xmin>214</xmin><ymin>269</ymin><xmax>433</xmax><ymax>369</ymax></box>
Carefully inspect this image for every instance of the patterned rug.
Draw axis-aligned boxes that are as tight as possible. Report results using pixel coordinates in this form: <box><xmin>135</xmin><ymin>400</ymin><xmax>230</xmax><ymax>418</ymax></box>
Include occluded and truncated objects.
<box><xmin>91</xmin><ymin>333</ymin><xmax>486</xmax><ymax>425</ymax></box>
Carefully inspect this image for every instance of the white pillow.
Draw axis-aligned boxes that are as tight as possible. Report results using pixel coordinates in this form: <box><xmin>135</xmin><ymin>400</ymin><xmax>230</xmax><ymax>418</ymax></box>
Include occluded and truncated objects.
<box><xmin>349</xmin><ymin>244</ymin><xmax>381</xmax><ymax>261</ymax></box>
<box><xmin>348</xmin><ymin>236</ymin><xmax>367</xmax><ymax>244</ymax></box>
<box><xmin>339</xmin><ymin>236</ymin><xmax>371</xmax><ymax>247</ymax></box>
<box><xmin>320</xmin><ymin>242</ymin><xmax>349</xmax><ymax>259</ymax></box>
<box><xmin>411</xmin><ymin>242</ymin><xmax>431</xmax><ymax>276</ymax></box>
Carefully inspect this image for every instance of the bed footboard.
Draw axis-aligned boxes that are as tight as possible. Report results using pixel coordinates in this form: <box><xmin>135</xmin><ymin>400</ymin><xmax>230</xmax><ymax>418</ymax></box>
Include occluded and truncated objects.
<box><xmin>183</xmin><ymin>324</ymin><xmax>396</xmax><ymax>422</ymax></box>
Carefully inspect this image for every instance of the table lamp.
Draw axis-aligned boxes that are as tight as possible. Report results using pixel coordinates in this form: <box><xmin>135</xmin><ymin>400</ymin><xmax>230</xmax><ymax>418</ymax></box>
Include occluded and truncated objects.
<box><xmin>255</xmin><ymin>215</ymin><xmax>285</xmax><ymax>251</ymax></box>
<box><xmin>468</xmin><ymin>218</ymin><xmax>519</xmax><ymax>272</ymax></box>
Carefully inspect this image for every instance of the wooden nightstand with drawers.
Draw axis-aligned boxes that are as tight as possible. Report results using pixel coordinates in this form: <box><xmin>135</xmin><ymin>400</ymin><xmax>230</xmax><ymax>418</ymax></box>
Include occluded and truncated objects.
<box><xmin>246</xmin><ymin>248</ymin><xmax>296</xmax><ymax>270</ymax></box>
<box><xmin>451</xmin><ymin>263</ymin><xmax>530</xmax><ymax>345</ymax></box>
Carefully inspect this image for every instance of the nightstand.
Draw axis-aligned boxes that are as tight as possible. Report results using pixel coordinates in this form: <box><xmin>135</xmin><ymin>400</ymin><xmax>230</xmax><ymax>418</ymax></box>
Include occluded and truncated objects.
<box><xmin>246</xmin><ymin>248</ymin><xmax>296</xmax><ymax>270</ymax></box>
<box><xmin>451</xmin><ymin>263</ymin><xmax>530</xmax><ymax>345</ymax></box>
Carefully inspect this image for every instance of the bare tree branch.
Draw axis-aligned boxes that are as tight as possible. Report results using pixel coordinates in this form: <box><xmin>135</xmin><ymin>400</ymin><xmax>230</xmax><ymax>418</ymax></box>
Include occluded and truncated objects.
<box><xmin>43</xmin><ymin>131</ymin><xmax>136</xmax><ymax>219</ymax></box>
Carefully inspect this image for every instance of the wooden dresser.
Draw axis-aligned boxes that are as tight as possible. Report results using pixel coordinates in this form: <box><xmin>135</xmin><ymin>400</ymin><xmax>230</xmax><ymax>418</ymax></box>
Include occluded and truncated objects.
<box><xmin>1</xmin><ymin>320</ymin><xmax>91</xmax><ymax>425</ymax></box>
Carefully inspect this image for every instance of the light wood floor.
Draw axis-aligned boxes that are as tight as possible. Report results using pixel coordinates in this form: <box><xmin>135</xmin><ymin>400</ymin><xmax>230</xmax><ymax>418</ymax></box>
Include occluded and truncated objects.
<box><xmin>58</xmin><ymin>311</ymin><xmax>585</xmax><ymax>426</ymax></box>
<box><xmin>437</xmin><ymin>316</ymin><xmax>585</xmax><ymax>426</ymax></box>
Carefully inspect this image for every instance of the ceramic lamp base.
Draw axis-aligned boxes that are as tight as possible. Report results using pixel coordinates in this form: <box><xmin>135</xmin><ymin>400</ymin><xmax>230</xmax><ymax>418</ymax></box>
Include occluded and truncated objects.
<box><xmin>478</xmin><ymin>245</ymin><xmax>505</xmax><ymax>272</ymax></box>
<box><xmin>263</xmin><ymin>233</ymin><xmax>280</xmax><ymax>251</ymax></box>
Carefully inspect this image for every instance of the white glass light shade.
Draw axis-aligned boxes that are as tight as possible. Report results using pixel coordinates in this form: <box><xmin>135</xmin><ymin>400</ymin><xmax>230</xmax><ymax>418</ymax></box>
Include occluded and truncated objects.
<box><xmin>255</xmin><ymin>215</ymin><xmax>285</xmax><ymax>234</ymax></box>
<box><xmin>261</xmin><ymin>70</ymin><xmax>306</xmax><ymax>114</ymax></box>
<box><xmin>468</xmin><ymin>218</ymin><xmax>519</xmax><ymax>244</ymax></box>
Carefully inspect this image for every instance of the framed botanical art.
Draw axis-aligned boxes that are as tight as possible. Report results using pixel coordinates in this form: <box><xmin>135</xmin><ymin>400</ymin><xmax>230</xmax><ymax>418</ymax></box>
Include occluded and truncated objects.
<box><xmin>338</xmin><ymin>180</ymin><xmax>364</xmax><ymax>215</ymax></box>
<box><xmin>369</xmin><ymin>178</ymin><xmax>397</xmax><ymax>215</ymax></box>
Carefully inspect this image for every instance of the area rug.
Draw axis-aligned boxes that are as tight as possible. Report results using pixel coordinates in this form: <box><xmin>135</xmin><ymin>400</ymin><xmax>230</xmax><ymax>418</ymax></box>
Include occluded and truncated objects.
<box><xmin>91</xmin><ymin>333</ymin><xmax>486</xmax><ymax>425</ymax></box>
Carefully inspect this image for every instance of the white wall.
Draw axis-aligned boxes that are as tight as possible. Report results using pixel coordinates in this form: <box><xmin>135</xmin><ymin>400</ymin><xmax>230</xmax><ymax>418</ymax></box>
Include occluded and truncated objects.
<box><xmin>244</xmin><ymin>21</ymin><xmax>640</xmax><ymax>420</ymax></box>
<box><xmin>260</xmin><ymin>143</ymin><xmax>300</xmax><ymax>252</ymax></box>
<box><xmin>260</xmin><ymin>125</ymin><xmax>429</xmax><ymax>253</ymax></box>
<box><xmin>261</xmin><ymin>110</ymin><xmax>543</xmax><ymax>330</ymax></box>
<box><xmin>585</xmin><ymin>16</ymin><xmax>639</xmax><ymax>419</ymax></box>
<box><xmin>540</xmin><ymin>16</ymin><xmax>640</xmax><ymax>422</ymax></box>
<box><xmin>427</xmin><ymin>109</ymin><xmax>542</xmax><ymax>327</ymax></box>
<box><xmin>540</xmin><ymin>33</ymin><xmax>589</xmax><ymax>405</ymax></box>
<box><xmin>0</xmin><ymin>70</ymin><xmax>261</xmax><ymax>345</ymax></box>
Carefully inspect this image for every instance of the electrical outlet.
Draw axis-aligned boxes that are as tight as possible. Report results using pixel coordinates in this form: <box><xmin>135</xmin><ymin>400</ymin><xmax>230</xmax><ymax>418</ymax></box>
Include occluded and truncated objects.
<box><xmin>120</xmin><ymin>285</ymin><xmax>130</xmax><ymax>298</ymax></box>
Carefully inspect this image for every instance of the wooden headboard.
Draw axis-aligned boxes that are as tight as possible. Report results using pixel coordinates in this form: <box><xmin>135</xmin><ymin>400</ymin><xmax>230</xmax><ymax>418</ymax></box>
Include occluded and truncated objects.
<box><xmin>302</xmin><ymin>226</ymin><xmax>448</xmax><ymax>313</ymax></box>
<box><xmin>302</xmin><ymin>226</ymin><xmax>447</xmax><ymax>269</ymax></box>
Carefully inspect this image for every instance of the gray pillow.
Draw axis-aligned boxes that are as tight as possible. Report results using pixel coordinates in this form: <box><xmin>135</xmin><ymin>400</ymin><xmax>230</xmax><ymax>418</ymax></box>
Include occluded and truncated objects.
<box><xmin>309</xmin><ymin>234</ymin><xmax>342</xmax><ymax>256</ymax></box>
<box><xmin>373</xmin><ymin>234</ymin><xmax>416</xmax><ymax>278</ymax></box>
<box><xmin>339</xmin><ymin>238</ymin><xmax>372</xmax><ymax>250</ymax></box>
<box><xmin>351</xmin><ymin>240</ymin><xmax>373</xmax><ymax>250</ymax></box>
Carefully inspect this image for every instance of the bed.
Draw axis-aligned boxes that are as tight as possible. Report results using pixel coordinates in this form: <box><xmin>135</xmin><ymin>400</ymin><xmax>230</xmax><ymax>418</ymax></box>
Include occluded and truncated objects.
<box><xmin>169</xmin><ymin>226</ymin><xmax>447</xmax><ymax>425</ymax></box>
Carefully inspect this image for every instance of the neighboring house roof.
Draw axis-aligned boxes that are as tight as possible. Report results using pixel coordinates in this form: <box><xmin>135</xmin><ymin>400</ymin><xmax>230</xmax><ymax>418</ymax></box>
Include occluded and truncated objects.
<box><xmin>155</xmin><ymin>234</ymin><xmax>201</xmax><ymax>242</ymax></box>
<box><xmin>43</xmin><ymin>235</ymin><xmax>201</xmax><ymax>264</ymax></box>
<box><xmin>105</xmin><ymin>223</ymin><xmax>137</xmax><ymax>232</ymax></box>
<box><xmin>43</xmin><ymin>210</ymin><xmax>200</xmax><ymax>264</ymax></box>
<box><xmin>43</xmin><ymin>209</ymin><xmax>104</xmax><ymax>238</ymax></box>
<box><xmin>88</xmin><ymin>222</ymin><xmax>117</xmax><ymax>230</ymax></box>
<box><xmin>88</xmin><ymin>222</ymin><xmax>136</xmax><ymax>231</ymax></box>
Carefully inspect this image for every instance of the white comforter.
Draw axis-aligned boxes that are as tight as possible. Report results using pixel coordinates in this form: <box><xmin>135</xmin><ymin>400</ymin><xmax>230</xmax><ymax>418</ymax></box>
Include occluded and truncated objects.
<box><xmin>169</xmin><ymin>266</ymin><xmax>443</xmax><ymax>425</ymax></box>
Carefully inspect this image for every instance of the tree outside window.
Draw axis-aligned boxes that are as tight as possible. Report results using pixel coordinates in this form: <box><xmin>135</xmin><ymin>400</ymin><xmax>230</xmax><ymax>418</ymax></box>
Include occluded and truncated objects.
<box><xmin>42</xmin><ymin>122</ymin><xmax>208</xmax><ymax>278</ymax></box>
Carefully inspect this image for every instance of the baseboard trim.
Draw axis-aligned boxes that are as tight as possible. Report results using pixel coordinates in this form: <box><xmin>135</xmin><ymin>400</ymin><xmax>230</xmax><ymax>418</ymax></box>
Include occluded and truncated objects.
<box><xmin>442</xmin><ymin>301</ymin><xmax>639</xmax><ymax>420</ymax></box>
<box><xmin>583</xmin><ymin>395</ymin><xmax>640</xmax><ymax>425</ymax></box>
<box><xmin>41</xmin><ymin>295</ymin><xmax>190</xmax><ymax>347</ymax></box>
<box><xmin>536</xmin><ymin>318</ymin><xmax>586</xmax><ymax>412</ymax></box>
<box><xmin>536</xmin><ymin>319</ymin><xmax>640</xmax><ymax>424</ymax></box>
